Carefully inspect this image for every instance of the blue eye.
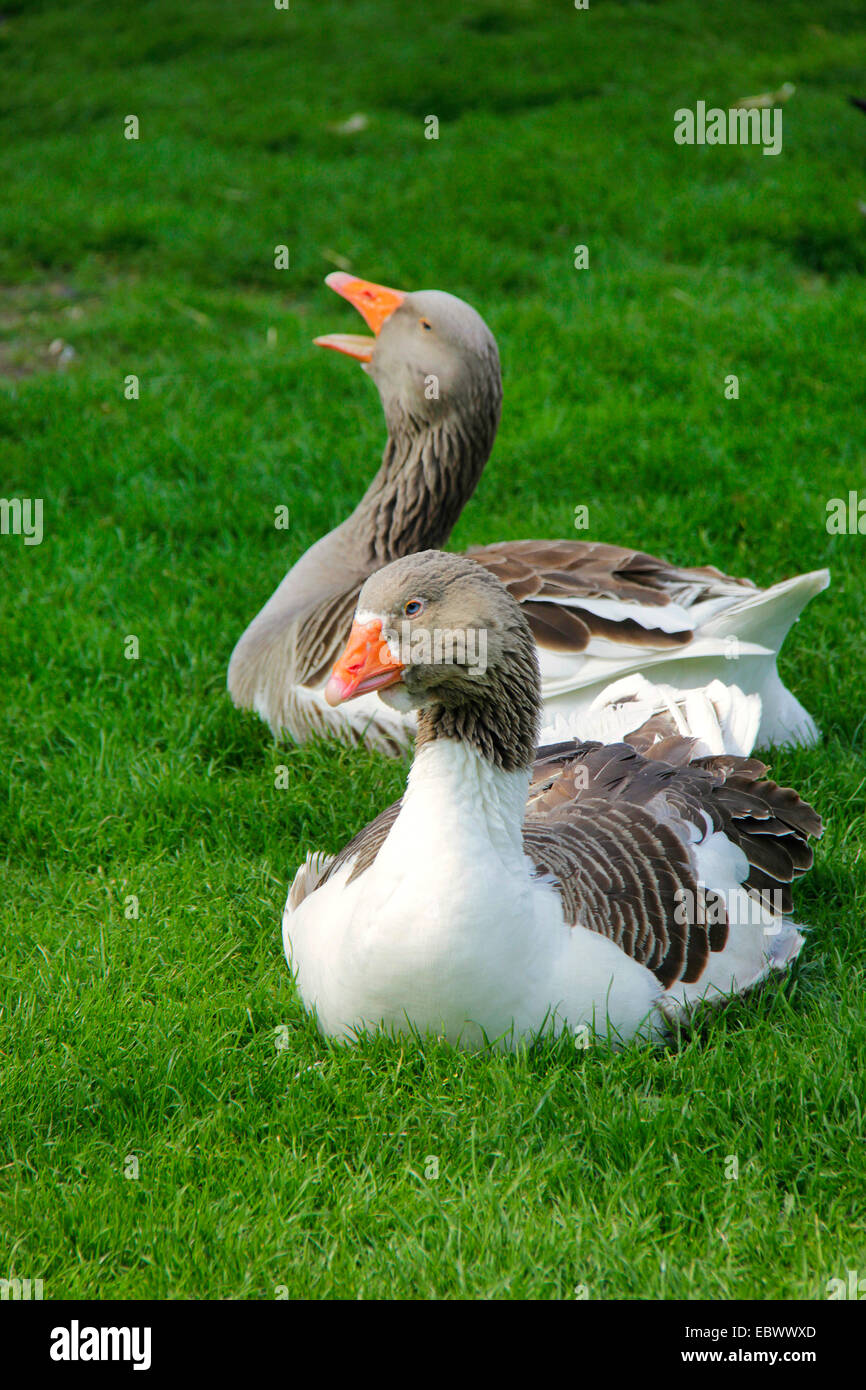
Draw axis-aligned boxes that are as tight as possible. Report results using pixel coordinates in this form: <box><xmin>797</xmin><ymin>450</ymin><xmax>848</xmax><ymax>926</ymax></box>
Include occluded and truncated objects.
<box><xmin>403</xmin><ymin>598</ymin><xmax>424</xmax><ymax>617</ymax></box>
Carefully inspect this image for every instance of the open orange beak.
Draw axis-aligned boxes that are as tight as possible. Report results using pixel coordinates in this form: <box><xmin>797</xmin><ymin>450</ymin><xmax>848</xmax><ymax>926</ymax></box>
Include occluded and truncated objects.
<box><xmin>324</xmin><ymin>617</ymin><xmax>405</xmax><ymax>706</ymax></box>
<box><xmin>314</xmin><ymin>272</ymin><xmax>407</xmax><ymax>362</ymax></box>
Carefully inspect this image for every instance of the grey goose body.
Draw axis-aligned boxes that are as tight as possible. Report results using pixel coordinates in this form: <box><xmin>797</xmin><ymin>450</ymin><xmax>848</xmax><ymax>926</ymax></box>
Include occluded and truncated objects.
<box><xmin>230</xmin><ymin>274</ymin><xmax>828</xmax><ymax>753</ymax></box>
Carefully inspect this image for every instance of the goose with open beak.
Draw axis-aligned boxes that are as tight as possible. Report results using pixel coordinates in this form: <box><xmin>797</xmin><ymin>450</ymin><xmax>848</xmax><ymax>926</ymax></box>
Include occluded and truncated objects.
<box><xmin>283</xmin><ymin>551</ymin><xmax>821</xmax><ymax>1049</ymax></box>
<box><xmin>228</xmin><ymin>273</ymin><xmax>828</xmax><ymax>754</ymax></box>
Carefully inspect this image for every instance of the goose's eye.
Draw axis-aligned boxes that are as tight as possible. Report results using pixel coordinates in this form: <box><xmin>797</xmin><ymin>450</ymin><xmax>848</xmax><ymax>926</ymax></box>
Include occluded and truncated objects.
<box><xmin>419</xmin><ymin>318</ymin><xmax>432</xmax><ymax>331</ymax></box>
<box><xmin>403</xmin><ymin>598</ymin><xmax>425</xmax><ymax>618</ymax></box>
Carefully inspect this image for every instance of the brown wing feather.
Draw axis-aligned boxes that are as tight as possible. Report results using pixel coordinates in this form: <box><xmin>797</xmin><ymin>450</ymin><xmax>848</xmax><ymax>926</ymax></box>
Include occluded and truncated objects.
<box><xmin>525</xmin><ymin>740</ymin><xmax>821</xmax><ymax>987</ymax></box>
<box><xmin>520</xmin><ymin>602</ymin><xmax>593</xmax><ymax>652</ymax></box>
<box><xmin>467</xmin><ymin>539</ymin><xmax>754</xmax><ymax>654</ymax></box>
<box><xmin>318</xmin><ymin>799</ymin><xmax>403</xmax><ymax>888</ymax></box>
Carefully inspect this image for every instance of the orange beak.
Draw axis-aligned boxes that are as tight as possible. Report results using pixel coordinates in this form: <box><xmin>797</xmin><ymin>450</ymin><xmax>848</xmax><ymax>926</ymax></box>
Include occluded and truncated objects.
<box><xmin>314</xmin><ymin>272</ymin><xmax>407</xmax><ymax>362</ymax></box>
<box><xmin>324</xmin><ymin>617</ymin><xmax>405</xmax><ymax>706</ymax></box>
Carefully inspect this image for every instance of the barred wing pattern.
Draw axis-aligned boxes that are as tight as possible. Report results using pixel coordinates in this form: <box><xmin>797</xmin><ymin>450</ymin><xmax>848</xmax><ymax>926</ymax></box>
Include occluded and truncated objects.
<box><xmin>469</xmin><ymin>539</ymin><xmax>754</xmax><ymax>654</ymax></box>
<box><xmin>525</xmin><ymin>740</ymin><xmax>820</xmax><ymax>988</ymax></box>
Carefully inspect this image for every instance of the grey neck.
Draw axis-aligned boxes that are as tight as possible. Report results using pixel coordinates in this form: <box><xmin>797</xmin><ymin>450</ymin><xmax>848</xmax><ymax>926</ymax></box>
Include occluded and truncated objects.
<box><xmin>227</xmin><ymin>379</ymin><xmax>501</xmax><ymax>704</ymax></box>
<box><xmin>344</xmin><ymin>397</ymin><xmax>500</xmax><ymax>571</ymax></box>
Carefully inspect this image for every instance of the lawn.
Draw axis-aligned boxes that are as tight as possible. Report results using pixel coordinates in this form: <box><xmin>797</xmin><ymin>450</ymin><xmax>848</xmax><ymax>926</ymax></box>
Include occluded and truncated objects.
<box><xmin>1</xmin><ymin>0</ymin><xmax>865</xmax><ymax>1300</ymax></box>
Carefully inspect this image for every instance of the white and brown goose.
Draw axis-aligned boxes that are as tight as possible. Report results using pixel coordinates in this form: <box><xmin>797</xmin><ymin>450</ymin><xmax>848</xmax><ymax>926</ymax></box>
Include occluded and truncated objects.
<box><xmin>230</xmin><ymin>273</ymin><xmax>828</xmax><ymax>754</ymax></box>
<box><xmin>284</xmin><ymin>551</ymin><xmax>821</xmax><ymax>1049</ymax></box>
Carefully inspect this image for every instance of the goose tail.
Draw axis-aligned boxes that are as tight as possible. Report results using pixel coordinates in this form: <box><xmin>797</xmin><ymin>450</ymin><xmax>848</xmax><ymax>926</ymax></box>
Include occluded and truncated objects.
<box><xmin>699</xmin><ymin>569</ymin><xmax>829</xmax><ymax>748</ymax></box>
<box><xmin>700</xmin><ymin>568</ymin><xmax>830</xmax><ymax>651</ymax></box>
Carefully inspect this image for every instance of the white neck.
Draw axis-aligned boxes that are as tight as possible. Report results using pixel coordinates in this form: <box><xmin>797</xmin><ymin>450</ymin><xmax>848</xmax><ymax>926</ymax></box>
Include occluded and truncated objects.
<box><xmin>288</xmin><ymin>727</ymin><xmax>543</xmax><ymax>1049</ymax></box>
<box><xmin>386</xmin><ymin>736</ymin><xmax>530</xmax><ymax>873</ymax></box>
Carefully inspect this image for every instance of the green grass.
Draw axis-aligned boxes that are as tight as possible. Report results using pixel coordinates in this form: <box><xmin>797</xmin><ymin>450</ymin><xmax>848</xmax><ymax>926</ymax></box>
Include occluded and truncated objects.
<box><xmin>2</xmin><ymin>0</ymin><xmax>866</xmax><ymax>1300</ymax></box>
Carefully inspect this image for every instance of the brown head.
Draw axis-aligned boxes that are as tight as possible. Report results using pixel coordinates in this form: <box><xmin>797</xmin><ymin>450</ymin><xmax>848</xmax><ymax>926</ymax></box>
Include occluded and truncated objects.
<box><xmin>323</xmin><ymin>550</ymin><xmax>541</xmax><ymax>772</ymax></box>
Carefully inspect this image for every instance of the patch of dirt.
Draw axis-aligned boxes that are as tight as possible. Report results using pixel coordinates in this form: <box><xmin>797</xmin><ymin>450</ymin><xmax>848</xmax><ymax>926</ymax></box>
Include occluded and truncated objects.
<box><xmin>0</xmin><ymin>280</ymin><xmax>96</xmax><ymax>379</ymax></box>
